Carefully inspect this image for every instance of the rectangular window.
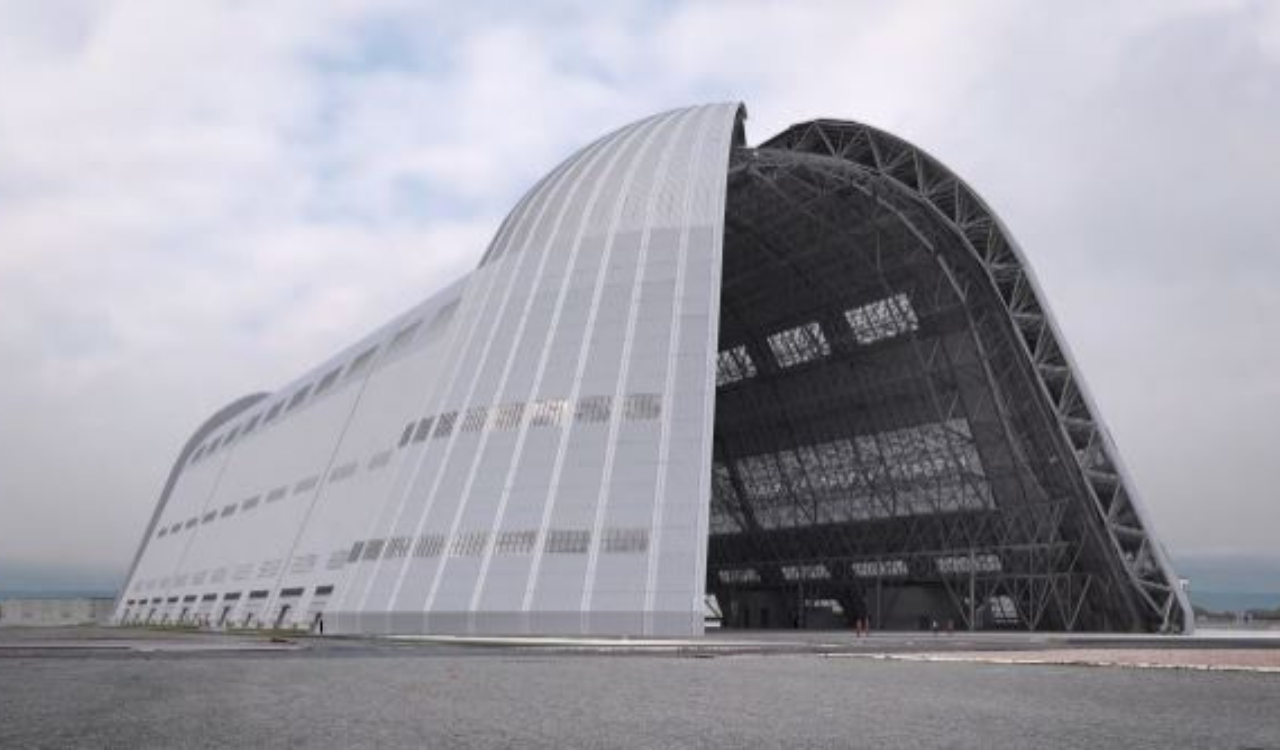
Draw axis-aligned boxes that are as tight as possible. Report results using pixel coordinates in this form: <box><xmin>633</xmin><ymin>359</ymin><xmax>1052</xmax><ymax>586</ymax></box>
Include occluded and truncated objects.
<box><xmin>329</xmin><ymin>461</ymin><xmax>358</xmax><ymax>484</ymax></box>
<box><xmin>845</xmin><ymin>292</ymin><xmax>919</xmax><ymax>344</ymax></box>
<box><xmin>201</xmin><ymin>593</ymin><xmax>217</xmax><ymax>602</ymax></box>
<box><xmin>781</xmin><ymin>563</ymin><xmax>830</xmax><ymax>581</ymax></box>
<box><xmin>493</xmin><ymin>403</ymin><xmax>525</xmax><ymax>430</ymax></box>
<box><xmin>850</xmin><ymin>560</ymin><xmax>909</xmax><ymax>577</ymax></box>
<box><xmin>346</xmin><ymin>541</ymin><xmax>365</xmax><ymax>563</ymax></box>
<box><xmin>449</xmin><ymin>531</ymin><xmax>489</xmax><ymax>557</ymax></box>
<box><xmin>220</xmin><ymin>504</ymin><xmax>237</xmax><ymax>518</ymax></box>
<box><xmin>294</xmin><ymin>475</ymin><xmax>319</xmax><ymax>494</ymax></box>
<box><xmin>248</xmin><ymin>590</ymin><xmax>269</xmax><ymax>600</ymax></box>
<box><xmin>623</xmin><ymin>393</ymin><xmax>662</xmax><ymax>421</ymax></box>
<box><xmin>361</xmin><ymin>539</ymin><xmax>386</xmax><ymax>561</ymax></box>
<box><xmin>461</xmin><ymin>406</ymin><xmax>489</xmax><ymax>432</ymax></box>
<box><xmin>433</xmin><ymin>412</ymin><xmax>457</xmax><ymax>438</ymax></box>
<box><xmin>398</xmin><ymin>421</ymin><xmax>415</xmax><ymax>447</ymax></box>
<box><xmin>290</xmin><ymin>554</ymin><xmax>317</xmax><ymax>575</ymax></box>
<box><xmin>367</xmin><ymin>450</ymin><xmax>392</xmax><ymax>471</ymax></box>
<box><xmin>266</xmin><ymin>486</ymin><xmax>288</xmax><ymax>503</ymax></box>
<box><xmin>157</xmin><ymin>527</ymin><xmax>168</xmax><ymax>539</ymax></box>
<box><xmin>385</xmin><ymin>536</ymin><xmax>412</xmax><ymax>559</ymax></box>
<box><xmin>280</xmin><ymin>587</ymin><xmax>304</xmax><ymax>598</ymax></box>
<box><xmin>936</xmin><ymin>554</ymin><xmax>1002</xmax><ymax>574</ymax></box>
<box><xmin>413</xmin><ymin>416</ymin><xmax>435</xmax><ymax>442</ymax></box>
<box><xmin>170</xmin><ymin>523</ymin><xmax>183</xmax><ymax>534</ymax></box>
<box><xmin>545</xmin><ymin>529</ymin><xmax>591</xmax><ymax>554</ymax></box>
<box><xmin>314</xmin><ymin>585</ymin><xmax>335</xmax><ymax>596</ymax></box>
<box><xmin>201</xmin><ymin>511</ymin><xmax>217</xmax><ymax>524</ymax></box>
<box><xmin>223</xmin><ymin>592</ymin><xmax>242</xmax><ymax>601</ymax></box>
<box><xmin>530</xmin><ymin>399</ymin><xmax>567</xmax><ymax>427</ymax></box>
<box><xmin>602</xmin><ymin>527</ymin><xmax>649</xmax><ymax>554</ymax></box>
<box><xmin>241</xmin><ymin>495</ymin><xmax>261</xmax><ymax>512</ymax></box>
<box><xmin>413</xmin><ymin>534</ymin><xmax>446</xmax><ymax>558</ymax></box>
<box><xmin>716</xmin><ymin>345</ymin><xmax>758</xmax><ymax>386</ymax></box>
<box><xmin>767</xmin><ymin>322</ymin><xmax>831</xmax><ymax>367</ymax></box>
<box><xmin>495</xmin><ymin>529</ymin><xmax>537</xmax><ymax>555</ymax></box>
<box><xmin>575</xmin><ymin>395</ymin><xmax>611</xmax><ymax>424</ymax></box>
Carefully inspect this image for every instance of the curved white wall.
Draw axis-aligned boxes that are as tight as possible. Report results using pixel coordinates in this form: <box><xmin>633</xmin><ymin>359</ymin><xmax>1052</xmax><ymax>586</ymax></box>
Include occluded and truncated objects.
<box><xmin>116</xmin><ymin>102</ymin><xmax>743</xmax><ymax>636</ymax></box>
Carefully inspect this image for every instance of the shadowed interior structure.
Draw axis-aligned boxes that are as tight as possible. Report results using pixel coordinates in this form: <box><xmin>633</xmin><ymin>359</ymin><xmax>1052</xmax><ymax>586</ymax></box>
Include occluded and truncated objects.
<box><xmin>708</xmin><ymin>122</ymin><xmax>1187</xmax><ymax>633</ymax></box>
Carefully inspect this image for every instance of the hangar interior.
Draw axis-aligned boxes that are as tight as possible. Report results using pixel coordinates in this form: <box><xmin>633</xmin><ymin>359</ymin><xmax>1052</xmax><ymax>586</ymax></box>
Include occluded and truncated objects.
<box><xmin>705</xmin><ymin>121</ymin><xmax>1180</xmax><ymax>633</ymax></box>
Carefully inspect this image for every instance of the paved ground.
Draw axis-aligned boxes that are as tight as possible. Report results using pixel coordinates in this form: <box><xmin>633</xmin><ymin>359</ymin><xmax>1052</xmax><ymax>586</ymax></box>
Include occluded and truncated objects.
<box><xmin>878</xmin><ymin>647</ymin><xmax>1280</xmax><ymax>671</ymax></box>
<box><xmin>2</xmin><ymin>627</ymin><xmax>1279</xmax><ymax>749</ymax></box>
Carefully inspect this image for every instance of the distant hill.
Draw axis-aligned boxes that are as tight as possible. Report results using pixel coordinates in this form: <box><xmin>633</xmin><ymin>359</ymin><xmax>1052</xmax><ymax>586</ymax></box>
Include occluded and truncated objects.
<box><xmin>1174</xmin><ymin>552</ymin><xmax>1280</xmax><ymax>614</ymax></box>
<box><xmin>1190</xmin><ymin>590</ymin><xmax>1280</xmax><ymax>614</ymax></box>
<box><xmin>1176</xmin><ymin>552</ymin><xmax>1280</xmax><ymax>590</ymax></box>
<box><xmin>0</xmin><ymin>558</ymin><xmax>124</xmax><ymax>595</ymax></box>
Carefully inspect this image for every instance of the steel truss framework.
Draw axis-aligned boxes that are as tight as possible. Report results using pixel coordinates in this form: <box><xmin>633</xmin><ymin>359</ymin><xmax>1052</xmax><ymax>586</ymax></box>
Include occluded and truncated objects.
<box><xmin>706</xmin><ymin>119</ymin><xmax>1190</xmax><ymax>633</ymax></box>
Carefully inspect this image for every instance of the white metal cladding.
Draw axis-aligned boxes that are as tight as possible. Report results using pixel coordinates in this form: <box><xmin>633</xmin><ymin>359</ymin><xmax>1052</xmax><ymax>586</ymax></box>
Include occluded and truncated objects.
<box><xmin>113</xmin><ymin>103</ymin><xmax>743</xmax><ymax>636</ymax></box>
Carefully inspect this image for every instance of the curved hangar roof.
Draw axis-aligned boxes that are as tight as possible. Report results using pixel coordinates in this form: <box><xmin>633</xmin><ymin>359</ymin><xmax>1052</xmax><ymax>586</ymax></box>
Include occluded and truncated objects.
<box><xmin>115</xmin><ymin>103</ymin><xmax>1189</xmax><ymax>636</ymax></box>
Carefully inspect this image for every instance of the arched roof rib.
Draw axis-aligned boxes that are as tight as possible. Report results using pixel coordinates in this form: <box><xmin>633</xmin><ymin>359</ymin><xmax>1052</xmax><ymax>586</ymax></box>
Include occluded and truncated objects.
<box><xmin>760</xmin><ymin>120</ymin><xmax>1190</xmax><ymax>633</ymax></box>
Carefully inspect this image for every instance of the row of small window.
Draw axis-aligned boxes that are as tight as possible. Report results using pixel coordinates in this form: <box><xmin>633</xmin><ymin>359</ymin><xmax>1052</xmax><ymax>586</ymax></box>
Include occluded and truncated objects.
<box><xmin>395</xmin><ymin>393</ymin><xmax>663</xmax><ymax>448</ymax></box>
<box><xmin>716</xmin><ymin>293</ymin><xmax>920</xmax><ymax>386</ymax></box>
<box><xmin>155</xmin><ymin>481</ymin><xmax>306</xmax><ymax>540</ymax></box>
<box><xmin>125</xmin><ymin>585</ymin><xmax>334</xmax><ymax>607</ymax></box>
<box><xmin>348</xmin><ymin>526</ymin><xmax>651</xmax><ymax>563</ymax></box>
<box><xmin>186</xmin><ymin>302</ymin><xmax>460</xmax><ymax>469</ymax></box>
<box><xmin>167</xmin><ymin>396</ymin><xmax>663</xmax><ymax>543</ymax></box>
<box><xmin>133</xmin><ymin>550</ymin><xmax>350</xmax><ymax>594</ymax></box>
<box><xmin>137</xmin><ymin>545</ymin><xmax>354</xmax><ymax>597</ymax></box>
<box><xmin>136</xmin><ymin>524</ymin><xmax>650</xmax><ymax>598</ymax></box>
<box><xmin>715</xmin><ymin>554</ymin><xmax>1002</xmax><ymax>585</ymax></box>
<box><xmin>156</xmin><ymin>450</ymin><xmax>397</xmax><ymax>541</ymax></box>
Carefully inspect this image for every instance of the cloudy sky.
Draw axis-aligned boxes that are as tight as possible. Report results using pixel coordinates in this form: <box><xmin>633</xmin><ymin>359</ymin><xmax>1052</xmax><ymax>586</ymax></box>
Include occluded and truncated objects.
<box><xmin>1</xmin><ymin>0</ymin><xmax>1277</xmax><ymax>591</ymax></box>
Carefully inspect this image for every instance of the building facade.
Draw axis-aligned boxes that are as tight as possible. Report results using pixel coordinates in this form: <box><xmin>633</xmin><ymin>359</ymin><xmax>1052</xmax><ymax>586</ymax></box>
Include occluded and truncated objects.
<box><xmin>114</xmin><ymin>103</ymin><xmax>1191</xmax><ymax>635</ymax></box>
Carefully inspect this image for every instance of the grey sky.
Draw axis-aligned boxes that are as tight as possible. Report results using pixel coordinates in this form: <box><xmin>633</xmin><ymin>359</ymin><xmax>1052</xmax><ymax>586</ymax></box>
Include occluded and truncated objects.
<box><xmin>1</xmin><ymin>0</ymin><xmax>1277</xmax><ymax>589</ymax></box>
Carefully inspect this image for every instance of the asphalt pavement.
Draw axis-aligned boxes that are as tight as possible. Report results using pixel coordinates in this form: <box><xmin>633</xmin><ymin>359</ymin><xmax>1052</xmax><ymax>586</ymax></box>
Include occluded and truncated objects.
<box><xmin>2</xmin><ymin>627</ymin><xmax>1278</xmax><ymax>749</ymax></box>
